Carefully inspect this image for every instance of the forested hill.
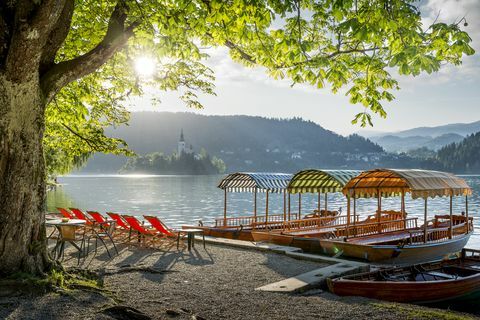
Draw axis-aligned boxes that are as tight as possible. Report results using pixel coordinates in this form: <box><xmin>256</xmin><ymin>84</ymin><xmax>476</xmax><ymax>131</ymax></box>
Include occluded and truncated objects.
<box><xmin>80</xmin><ymin>112</ymin><xmax>385</xmax><ymax>173</ymax></box>
<box><xmin>436</xmin><ymin>132</ymin><xmax>480</xmax><ymax>173</ymax></box>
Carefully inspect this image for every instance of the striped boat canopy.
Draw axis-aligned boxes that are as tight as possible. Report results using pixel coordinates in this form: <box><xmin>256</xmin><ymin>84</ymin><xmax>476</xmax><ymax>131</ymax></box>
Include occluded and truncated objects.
<box><xmin>342</xmin><ymin>168</ymin><xmax>472</xmax><ymax>199</ymax></box>
<box><xmin>288</xmin><ymin>169</ymin><xmax>362</xmax><ymax>194</ymax></box>
<box><xmin>217</xmin><ymin>172</ymin><xmax>293</xmax><ymax>193</ymax></box>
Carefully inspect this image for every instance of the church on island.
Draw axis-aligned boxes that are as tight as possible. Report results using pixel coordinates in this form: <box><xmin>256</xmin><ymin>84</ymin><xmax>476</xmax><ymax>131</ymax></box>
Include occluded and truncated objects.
<box><xmin>177</xmin><ymin>129</ymin><xmax>194</xmax><ymax>156</ymax></box>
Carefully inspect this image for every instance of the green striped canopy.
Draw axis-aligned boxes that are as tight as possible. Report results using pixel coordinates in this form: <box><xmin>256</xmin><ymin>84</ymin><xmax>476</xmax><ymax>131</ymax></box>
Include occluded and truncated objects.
<box><xmin>218</xmin><ymin>172</ymin><xmax>292</xmax><ymax>193</ymax></box>
<box><xmin>288</xmin><ymin>169</ymin><xmax>361</xmax><ymax>194</ymax></box>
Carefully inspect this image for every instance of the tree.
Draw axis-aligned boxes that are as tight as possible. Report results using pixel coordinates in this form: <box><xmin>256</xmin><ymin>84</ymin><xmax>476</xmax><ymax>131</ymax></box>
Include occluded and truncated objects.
<box><xmin>0</xmin><ymin>0</ymin><xmax>473</xmax><ymax>275</ymax></box>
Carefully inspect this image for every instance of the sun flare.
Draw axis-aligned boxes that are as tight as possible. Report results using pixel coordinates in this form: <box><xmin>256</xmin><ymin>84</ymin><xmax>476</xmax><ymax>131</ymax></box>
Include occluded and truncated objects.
<box><xmin>134</xmin><ymin>56</ymin><xmax>156</xmax><ymax>77</ymax></box>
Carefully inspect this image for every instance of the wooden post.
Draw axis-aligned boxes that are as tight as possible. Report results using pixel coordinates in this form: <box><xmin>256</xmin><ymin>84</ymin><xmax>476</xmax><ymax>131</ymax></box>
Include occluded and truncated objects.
<box><xmin>288</xmin><ymin>193</ymin><xmax>291</xmax><ymax>221</ymax></box>
<box><xmin>377</xmin><ymin>189</ymin><xmax>382</xmax><ymax>234</ymax></box>
<box><xmin>466</xmin><ymin>195</ymin><xmax>469</xmax><ymax>233</ymax></box>
<box><xmin>317</xmin><ymin>192</ymin><xmax>321</xmax><ymax>212</ymax></box>
<box><xmin>283</xmin><ymin>191</ymin><xmax>287</xmax><ymax>222</ymax></box>
<box><xmin>449</xmin><ymin>195</ymin><xmax>453</xmax><ymax>239</ymax></box>
<box><xmin>254</xmin><ymin>188</ymin><xmax>257</xmax><ymax>223</ymax></box>
<box><xmin>424</xmin><ymin>198</ymin><xmax>428</xmax><ymax>243</ymax></box>
<box><xmin>298</xmin><ymin>193</ymin><xmax>302</xmax><ymax>217</ymax></box>
<box><xmin>224</xmin><ymin>189</ymin><xmax>227</xmax><ymax>227</ymax></box>
<box><xmin>401</xmin><ymin>190</ymin><xmax>406</xmax><ymax>229</ymax></box>
<box><xmin>353</xmin><ymin>192</ymin><xmax>356</xmax><ymax>226</ymax></box>
<box><xmin>325</xmin><ymin>193</ymin><xmax>328</xmax><ymax>211</ymax></box>
<box><xmin>265</xmin><ymin>190</ymin><xmax>269</xmax><ymax>222</ymax></box>
<box><xmin>346</xmin><ymin>194</ymin><xmax>351</xmax><ymax>238</ymax></box>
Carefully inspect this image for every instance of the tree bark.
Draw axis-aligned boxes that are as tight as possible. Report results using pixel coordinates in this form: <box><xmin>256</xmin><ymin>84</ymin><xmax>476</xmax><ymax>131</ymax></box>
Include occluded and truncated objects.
<box><xmin>0</xmin><ymin>74</ymin><xmax>51</xmax><ymax>275</ymax></box>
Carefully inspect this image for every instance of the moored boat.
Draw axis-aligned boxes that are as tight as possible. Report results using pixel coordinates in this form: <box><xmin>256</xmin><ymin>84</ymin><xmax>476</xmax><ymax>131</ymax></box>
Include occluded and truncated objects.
<box><xmin>319</xmin><ymin>168</ymin><xmax>473</xmax><ymax>264</ymax></box>
<box><xmin>251</xmin><ymin>169</ymin><xmax>408</xmax><ymax>248</ymax></box>
<box><xmin>183</xmin><ymin>172</ymin><xmax>297</xmax><ymax>240</ymax></box>
<box><xmin>327</xmin><ymin>248</ymin><xmax>480</xmax><ymax>304</ymax></box>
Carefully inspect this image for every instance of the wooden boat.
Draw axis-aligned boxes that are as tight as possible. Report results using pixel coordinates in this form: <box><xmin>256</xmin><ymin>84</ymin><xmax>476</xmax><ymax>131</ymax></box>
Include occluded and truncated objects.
<box><xmin>251</xmin><ymin>169</ymin><xmax>474</xmax><ymax>264</ymax></box>
<box><xmin>251</xmin><ymin>211</ymin><xmax>408</xmax><ymax>253</ymax></box>
<box><xmin>184</xmin><ymin>170</ymin><xmax>362</xmax><ymax>241</ymax></box>
<box><xmin>318</xmin><ymin>169</ymin><xmax>474</xmax><ymax>264</ymax></box>
<box><xmin>327</xmin><ymin>248</ymin><xmax>480</xmax><ymax>304</ymax></box>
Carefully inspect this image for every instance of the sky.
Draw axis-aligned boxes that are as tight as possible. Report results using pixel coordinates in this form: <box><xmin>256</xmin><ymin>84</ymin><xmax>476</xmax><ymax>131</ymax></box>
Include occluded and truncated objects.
<box><xmin>129</xmin><ymin>0</ymin><xmax>480</xmax><ymax>136</ymax></box>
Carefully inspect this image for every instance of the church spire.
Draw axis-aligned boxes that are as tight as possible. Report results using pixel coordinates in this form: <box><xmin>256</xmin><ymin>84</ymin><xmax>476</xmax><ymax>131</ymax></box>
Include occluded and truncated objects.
<box><xmin>180</xmin><ymin>129</ymin><xmax>185</xmax><ymax>142</ymax></box>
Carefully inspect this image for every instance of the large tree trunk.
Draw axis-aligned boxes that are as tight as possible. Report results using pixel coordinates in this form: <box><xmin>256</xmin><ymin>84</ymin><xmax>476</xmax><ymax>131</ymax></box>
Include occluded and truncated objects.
<box><xmin>0</xmin><ymin>74</ymin><xmax>50</xmax><ymax>276</ymax></box>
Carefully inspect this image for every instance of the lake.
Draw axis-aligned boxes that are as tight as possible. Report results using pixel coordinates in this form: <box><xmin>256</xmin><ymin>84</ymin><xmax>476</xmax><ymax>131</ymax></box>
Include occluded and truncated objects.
<box><xmin>47</xmin><ymin>174</ymin><xmax>480</xmax><ymax>248</ymax></box>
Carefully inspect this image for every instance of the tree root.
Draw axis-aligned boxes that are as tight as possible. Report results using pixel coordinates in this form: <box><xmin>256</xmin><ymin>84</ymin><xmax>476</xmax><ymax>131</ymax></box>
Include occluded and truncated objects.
<box><xmin>101</xmin><ymin>305</ymin><xmax>152</xmax><ymax>320</ymax></box>
<box><xmin>99</xmin><ymin>265</ymin><xmax>178</xmax><ymax>276</ymax></box>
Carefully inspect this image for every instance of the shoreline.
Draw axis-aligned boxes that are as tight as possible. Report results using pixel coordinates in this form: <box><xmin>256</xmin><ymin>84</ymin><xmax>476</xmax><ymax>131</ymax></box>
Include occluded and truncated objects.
<box><xmin>1</xmin><ymin>242</ymin><xmax>477</xmax><ymax>320</ymax></box>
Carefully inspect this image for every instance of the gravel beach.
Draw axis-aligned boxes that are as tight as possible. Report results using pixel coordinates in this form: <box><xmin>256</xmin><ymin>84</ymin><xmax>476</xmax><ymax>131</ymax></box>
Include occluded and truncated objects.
<box><xmin>0</xmin><ymin>240</ymin><xmax>477</xmax><ymax>320</ymax></box>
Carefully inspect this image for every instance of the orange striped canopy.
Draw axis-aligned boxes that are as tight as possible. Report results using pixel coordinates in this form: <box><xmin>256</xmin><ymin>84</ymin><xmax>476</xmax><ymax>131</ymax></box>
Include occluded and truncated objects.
<box><xmin>342</xmin><ymin>169</ymin><xmax>472</xmax><ymax>199</ymax></box>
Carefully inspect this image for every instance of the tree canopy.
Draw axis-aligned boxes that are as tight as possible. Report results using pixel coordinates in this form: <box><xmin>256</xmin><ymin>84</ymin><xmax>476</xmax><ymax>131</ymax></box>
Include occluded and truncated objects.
<box><xmin>27</xmin><ymin>0</ymin><xmax>473</xmax><ymax>175</ymax></box>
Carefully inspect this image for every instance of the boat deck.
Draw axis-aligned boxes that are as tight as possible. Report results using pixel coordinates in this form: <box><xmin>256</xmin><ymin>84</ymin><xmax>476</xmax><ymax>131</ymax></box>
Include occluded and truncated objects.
<box><xmin>346</xmin><ymin>230</ymin><xmax>415</xmax><ymax>245</ymax></box>
<box><xmin>286</xmin><ymin>227</ymin><xmax>338</xmax><ymax>236</ymax></box>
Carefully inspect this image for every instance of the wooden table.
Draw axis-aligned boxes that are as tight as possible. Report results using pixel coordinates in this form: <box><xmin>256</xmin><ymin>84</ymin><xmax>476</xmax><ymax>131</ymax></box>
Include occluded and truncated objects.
<box><xmin>178</xmin><ymin>228</ymin><xmax>205</xmax><ymax>251</ymax></box>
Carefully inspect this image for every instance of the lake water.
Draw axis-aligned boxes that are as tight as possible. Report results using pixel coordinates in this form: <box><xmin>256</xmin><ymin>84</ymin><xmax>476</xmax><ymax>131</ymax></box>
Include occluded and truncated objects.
<box><xmin>47</xmin><ymin>175</ymin><xmax>480</xmax><ymax>248</ymax></box>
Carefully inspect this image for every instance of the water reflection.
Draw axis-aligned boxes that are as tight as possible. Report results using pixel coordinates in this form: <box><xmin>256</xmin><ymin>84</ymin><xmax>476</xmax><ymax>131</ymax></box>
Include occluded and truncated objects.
<box><xmin>48</xmin><ymin>175</ymin><xmax>480</xmax><ymax>248</ymax></box>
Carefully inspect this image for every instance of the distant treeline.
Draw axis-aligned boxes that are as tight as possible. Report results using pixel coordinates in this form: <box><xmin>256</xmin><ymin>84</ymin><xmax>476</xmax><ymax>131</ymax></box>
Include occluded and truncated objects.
<box><xmin>121</xmin><ymin>150</ymin><xmax>226</xmax><ymax>175</ymax></box>
<box><xmin>78</xmin><ymin>112</ymin><xmax>480</xmax><ymax>174</ymax></box>
<box><xmin>436</xmin><ymin>132</ymin><xmax>480</xmax><ymax>173</ymax></box>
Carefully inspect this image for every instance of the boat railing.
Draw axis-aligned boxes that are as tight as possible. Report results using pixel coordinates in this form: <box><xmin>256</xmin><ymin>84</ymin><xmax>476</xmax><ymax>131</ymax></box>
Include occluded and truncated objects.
<box><xmin>344</xmin><ymin>218</ymin><xmax>418</xmax><ymax>238</ymax></box>
<box><xmin>253</xmin><ymin>215</ymin><xmax>348</xmax><ymax>231</ymax></box>
<box><xmin>214</xmin><ymin>213</ymin><xmax>300</xmax><ymax>228</ymax></box>
<box><xmin>407</xmin><ymin>221</ymin><xmax>469</xmax><ymax>244</ymax></box>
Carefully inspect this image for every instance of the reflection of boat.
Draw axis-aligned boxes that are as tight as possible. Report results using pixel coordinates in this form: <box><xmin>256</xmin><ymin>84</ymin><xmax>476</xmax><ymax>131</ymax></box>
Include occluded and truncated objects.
<box><xmin>320</xmin><ymin>169</ymin><xmax>473</xmax><ymax>264</ymax></box>
<box><xmin>327</xmin><ymin>248</ymin><xmax>480</xmax><ymax>304</ymax></box>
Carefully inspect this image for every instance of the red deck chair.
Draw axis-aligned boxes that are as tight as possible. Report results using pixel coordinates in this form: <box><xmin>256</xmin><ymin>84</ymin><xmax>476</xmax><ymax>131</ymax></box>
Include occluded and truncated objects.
<box><xmin>143</xmin><ymin>216</ymin><xmax>176</xmax><ymax>237</ymax></box>
<box><xmin>106</xmin><ymin>212</ymin><xmax>133</xmax><ymax>240</ymax></box>
<box><xmin>122</xmin><ymin>215</ymin><xmax>169</xmax><ymax>247</ymax></box>
<box><xmin>57</xmin><ymin>207</ymin><xmax>74</xmax><ymax>219</ymax></box>
<box><xmin>144</xmin><ymin>215</ymin><xmax>187</xmax><ymax>249</ymax></box>
<box><xmin>87</xmin><ymin>211</ymin><xmax>108</xmax><ymax>224</ymax></box>
<box><xmin>106</xmin><ymin>212</ymin><xmax>130</xmax><ymax>230</ymax></box>
<box><xmin>69</xmin><ymin>208</ymin><xmax>93</xmax><ymax>225</ymax></box>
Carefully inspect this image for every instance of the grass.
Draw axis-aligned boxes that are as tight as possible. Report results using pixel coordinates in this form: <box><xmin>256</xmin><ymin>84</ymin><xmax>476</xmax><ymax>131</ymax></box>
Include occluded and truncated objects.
<box><xmin>3</xmin><ymin>267</ymin><xmax>101</xmax><ymax>293</ymax></box>
<box><xmin>372</xmin><ymin>302</ymin><xmax>475</xmax><ymax>320</ymax></box>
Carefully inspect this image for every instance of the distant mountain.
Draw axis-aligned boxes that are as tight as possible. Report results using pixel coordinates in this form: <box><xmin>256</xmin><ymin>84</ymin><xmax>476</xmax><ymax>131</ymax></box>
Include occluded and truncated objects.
<box><xmin>363</xmin><ymin>120</ymin><xmax>480</xmax><ymax>139</ymax></box>
<box><xmin>392</xmin><ymin>121</ymin><xmax>480</xmax><ymax>138</ymax></box>
<box><xmin>436</xmin><ymin>132</ymin><xmax>480</xmax><ymax>173</ymax></box>
<box><xmin>79</xmin><ymin>112</ymin><xmax>388</xmax><ymax>173</ymax></box>
<box><xmin>371</xmin><ymin>133</ymin><xmax>465</xmax><ymax>153</ymax></box>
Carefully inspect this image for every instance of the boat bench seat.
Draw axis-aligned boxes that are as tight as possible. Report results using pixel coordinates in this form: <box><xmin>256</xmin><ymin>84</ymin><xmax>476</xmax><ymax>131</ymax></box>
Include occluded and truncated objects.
<box><xmin>424</xmin><ymin>271</ymin><xmax>457</xmax><ymax>280</ymax></box>
<box><xmin>285</xmin><ymin>227</ymin><xmax>337</xmax><ymax>236</ymax></box>
<box><xmin>348</xmin><ymin>231</ymin><xmax>411</xmax><ymax>245</ymax></box>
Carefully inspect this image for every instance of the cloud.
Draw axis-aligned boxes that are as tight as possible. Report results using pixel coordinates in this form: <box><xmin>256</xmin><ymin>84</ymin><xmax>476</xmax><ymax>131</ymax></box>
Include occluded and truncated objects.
<box><xmin>204</xmin><ymin>1</ymin><xmax>479</xmax><ymax>94</ymax></box>
<box><xmin>415</xmin><ymin>0</ymin><xmax>480</xmax><ymax>83</ymax></box>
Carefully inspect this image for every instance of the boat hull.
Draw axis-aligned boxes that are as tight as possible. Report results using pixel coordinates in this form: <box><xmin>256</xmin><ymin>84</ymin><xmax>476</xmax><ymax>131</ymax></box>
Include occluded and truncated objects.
<box><xmin>253</xmin><ymin>230</ymin><xmax>471</xmax><ymax>264</ymax></box>
<box><xmin>320</xmin><ymin>233</ymin><xmax>471</xmax><ymax>264</ymax></box>
<box><xmin>183</xmin><ymin>225</ymin><xmax>254</xmax><ymax>241</ymax></box>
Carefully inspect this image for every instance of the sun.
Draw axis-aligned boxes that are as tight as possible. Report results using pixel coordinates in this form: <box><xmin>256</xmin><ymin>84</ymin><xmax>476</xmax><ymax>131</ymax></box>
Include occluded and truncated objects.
<box><xmin>134</xmin><ymin>56</ymin><xmax>156</xmax><ymax>77</ymax></box>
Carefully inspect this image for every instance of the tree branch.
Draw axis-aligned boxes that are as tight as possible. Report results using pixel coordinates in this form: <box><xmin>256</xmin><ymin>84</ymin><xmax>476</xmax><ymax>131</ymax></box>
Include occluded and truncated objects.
<box><xmin>5</xmin><ymin>0</ymin><xmax>68</xmax><ymax>81</ymax></box>
<box><xmin>223</xmin><ymin>39</ymin><xmax>256</xmax><ymax>64</ymax></box>
<box><xmin>61</xmin><ymin>123</ymin><xmax>101</xmax><ymax>151</ymax></box>
<box><xmin>41</xmin><ymin>1</ymin><xmax>139</xmax><ymax>104</ymax></box>
<box><xmin>40</xmin><ymin>0</ymin><xmax>75</xmax><ymax>75</ymax></box>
